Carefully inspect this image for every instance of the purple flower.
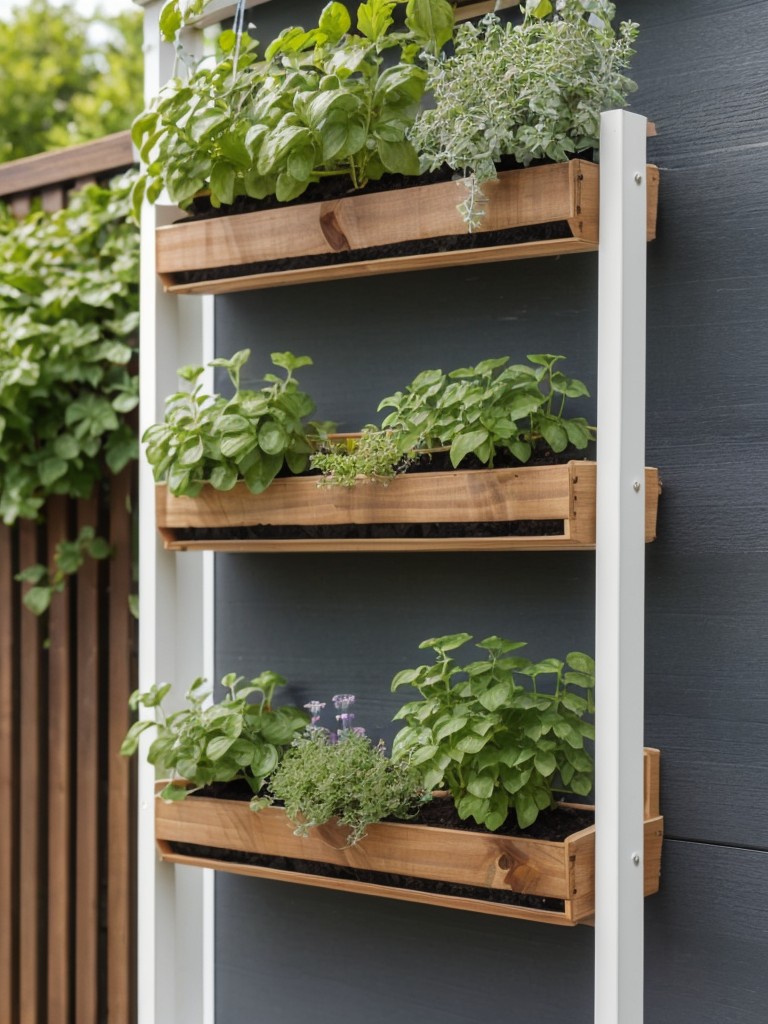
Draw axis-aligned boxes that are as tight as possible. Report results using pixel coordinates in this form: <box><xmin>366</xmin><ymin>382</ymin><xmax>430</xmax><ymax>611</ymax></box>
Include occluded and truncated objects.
<box><xmin>304</xmin><ymin>700</ymin><xmax>326</xmax><ymax>728</ymax></box>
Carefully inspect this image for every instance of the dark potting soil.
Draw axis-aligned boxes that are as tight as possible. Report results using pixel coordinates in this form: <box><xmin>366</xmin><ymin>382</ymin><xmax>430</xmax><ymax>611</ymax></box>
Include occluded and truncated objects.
<box><xmin>174</xmin><ymin>518</ymin><xmax>564</xmax><ymax>543</ymax></box>
<box><xmin>169</xmin><ymin>220</ymin><xmax>573</xmax><ymax>287</ymax></box>
<box><xmin>173</xmin><ymin>794</ymin><xmax>593</xmax><ymax>914</ymax></box>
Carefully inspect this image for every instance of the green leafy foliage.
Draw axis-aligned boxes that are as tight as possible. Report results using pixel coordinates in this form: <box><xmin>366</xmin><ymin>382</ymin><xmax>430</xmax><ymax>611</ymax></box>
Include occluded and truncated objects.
<box><xmin>15</xmin><ymin>525</ymin><xmax>112</xmax><ymax>617</ymax></box>
<box><xmin>0</xmin><ymin>175</ymin><xmax>139</xmax><ymax>525</ymax></box>
<box><xmin>378</xmin><ymin>353</ymin><xmax>595</xmax><ymax>469</ymax></box>
<box><xmin>132</xmin><ymin>0</ymin><xmax>454</xmax><ymax>216</ymax></box>
<box><xmin>309</xmin><ymin>425</ymin><xmax>408</xmax><ymax>486</ymax></box>
<box><xmin>268</xmin><ymin>729</ymin><xmax>427</xmax><ymax>845</ymax></box>
<box><xmin>143</xmin><ymin>349</ymin><xmax>317</xmax><ymax>497</ymax></box>
<box><xmin>410</xmin><ymin>0</ymin><xmax>639</xmax><ymax>227</ymax></box>
<box><xmin>391</xmin><ymin>634</ymin><xmax>595</xmax><ymax>830</ymax></box>
<box><xmin>121</xmin><ymin>671</ymin><xmax>309</xmax><ymax>805</ymax></box>
<box><xmin>0</xmin><ymin>1</ymin><xmax>144</xmax><ymax>161</ymax></box>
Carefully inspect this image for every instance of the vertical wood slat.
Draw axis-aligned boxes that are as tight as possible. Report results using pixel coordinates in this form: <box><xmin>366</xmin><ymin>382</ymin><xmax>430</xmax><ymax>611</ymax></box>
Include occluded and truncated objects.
<box><xmin>75</xmin><ymin>495</ymin><xmax>101</xmax><ymax>1024</ymax></box>
<box><xmin>107</xmin><ymin>469</ymin><xmax>135</xmax><ymax>1024</ymax></box>
<box><xmin>40</xmin><ymin>187</ymin><xmax>65</xmax><ymax>214</ymax></box>
<box><xmin>18</xmin><ymin>520</ymin><xmax>44</xmax><ymax>1023</ymax></box>
<box><xmin>46</xmin><ymin>498</ymin><xmax>72</xmax><ymax>1024</ymax></box>
<box><xmin>0</xmin><ymin>525</ymin><xmax>17</xmax><ymax>1024</ymax></box>
<box><xmin>9</xmin><ymin>195</ymin><xmax>31</xmax><ymax>219</ymax></box>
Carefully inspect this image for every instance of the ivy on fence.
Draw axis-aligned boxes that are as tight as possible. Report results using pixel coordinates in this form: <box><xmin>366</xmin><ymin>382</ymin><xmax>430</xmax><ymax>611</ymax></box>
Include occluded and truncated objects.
<box><xmin>0</xmin><ymin>173</ymin><xmax>139</xmax><ymax>612</ymax></box>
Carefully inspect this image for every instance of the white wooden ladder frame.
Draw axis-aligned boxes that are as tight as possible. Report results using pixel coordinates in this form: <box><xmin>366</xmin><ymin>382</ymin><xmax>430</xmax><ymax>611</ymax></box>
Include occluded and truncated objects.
<box><xmin>134</xmin><ymin>4</ymin><xmax>650</xmax><ymax>1022</ymax></box>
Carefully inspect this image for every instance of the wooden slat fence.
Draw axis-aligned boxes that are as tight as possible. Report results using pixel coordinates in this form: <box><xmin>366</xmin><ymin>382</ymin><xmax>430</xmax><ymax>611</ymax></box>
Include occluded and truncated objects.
<box><xmin>0</xmin><ymin>132</ymin><xmax>138</xmax><ymax>1024</ymax></box>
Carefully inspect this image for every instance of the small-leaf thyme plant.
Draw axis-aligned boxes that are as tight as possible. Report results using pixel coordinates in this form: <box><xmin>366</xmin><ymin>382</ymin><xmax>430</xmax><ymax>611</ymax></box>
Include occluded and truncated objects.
<box><xmin>131</xmin><ymin>0</ymin><xmax>455</xmax><ymax>216</ymax></box>
<box><xmin>121</xmin><ymin>670</ymin><xmax>308</xmax><ymax>809</ymax></box>
<box><xmin>410</xmin><ymin>0</ymin><xmax>639</xmax><ymax>227</ymax></box>
<box><xmin>391</xmin><ymin>633</ymin><xmax>595</xmax><ymax>830</ymax></box>
<box><xmin>311</xmin><ymin>354</ymin><xmax>594</xmax><ymax>485</ymax></box>
<box><xmin>143</xmin><ymin>348</ymin><xmax>317</xmax><ymax>496</ymax></box>
<box><xmin>268</xmin><ymin>693</ymin><xmax>427</xmax><ymax>845</ymax></box>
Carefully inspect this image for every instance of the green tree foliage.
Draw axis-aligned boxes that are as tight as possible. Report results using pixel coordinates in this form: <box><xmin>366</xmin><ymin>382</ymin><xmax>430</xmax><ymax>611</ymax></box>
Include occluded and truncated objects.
<box><xmin>0</xmin><ymin>0</ymin><xmax>143</xmax><ymax>161</ymax></box>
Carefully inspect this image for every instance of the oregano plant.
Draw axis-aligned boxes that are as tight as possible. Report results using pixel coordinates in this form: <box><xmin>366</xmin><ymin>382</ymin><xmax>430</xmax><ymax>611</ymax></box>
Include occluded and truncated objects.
<box><xmin>410</xmin><ymin>0</ymin><xmax>639</xmax><ymax>227</ymax></box>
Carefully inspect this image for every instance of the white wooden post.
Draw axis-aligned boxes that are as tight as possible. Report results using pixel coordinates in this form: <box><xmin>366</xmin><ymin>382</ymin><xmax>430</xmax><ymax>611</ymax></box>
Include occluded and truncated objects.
<box><xmin>594</xmin><ymin>109</ymin><xmax>648</xmax><ymax>1024</ymax></box>
<box><xmin>135</xmin><ymin>3</ymin><xmax>215</xmax><ymax>1022</ymax></box>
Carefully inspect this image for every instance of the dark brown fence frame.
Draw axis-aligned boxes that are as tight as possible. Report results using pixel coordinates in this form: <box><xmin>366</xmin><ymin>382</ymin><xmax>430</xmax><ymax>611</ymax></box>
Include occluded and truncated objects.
<box><xmin>0</xmin><ymin>131</ymin><xmax>138</xmax><ymax>1024</ymax></box>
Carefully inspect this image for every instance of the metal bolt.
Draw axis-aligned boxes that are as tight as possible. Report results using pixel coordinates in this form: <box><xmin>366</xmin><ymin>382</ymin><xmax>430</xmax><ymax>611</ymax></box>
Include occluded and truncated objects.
<box><xmin>634</xmin><ymin>172</ymin><xmax>643</xmax><ymax>185</ymax></box>
<box><xmin>633</xmin><ymin>481</ymin><xmax>641</xmax><ymax>492</ymax></box>
<box><xmin>632</xmin><ymin>853</ymin><xmax>641</xmax><ymax>866</ymax></box>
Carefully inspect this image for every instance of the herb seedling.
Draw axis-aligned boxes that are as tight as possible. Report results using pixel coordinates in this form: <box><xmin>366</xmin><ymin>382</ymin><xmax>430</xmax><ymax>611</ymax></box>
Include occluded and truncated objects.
<box><xmin>132</xmin><ymin>0</ymin><xmax>455</xmax><ymax>216</ymax></box>
<box><xmin>391</xmin><ymin>633</ymin><xmax>595</xmax><ymax>830</ymax></box>
<box><xmin>143</xmin><ymin>348</ymin><xmax>316</xmax><ymax>496</ymax></box>
<box><xmin>379</xmin><ymin>353</ymin><xmax>595</xmax><ymax>469</ymax></box>
<box><xmin>269</xmin><ymin>723</ymin><xmax>427</xmax><ymax>845</ymax></box>
<box><xmin>121</xmin><ymin>670</ymin><xmax>308</xmax><ymax>809</ymax></box>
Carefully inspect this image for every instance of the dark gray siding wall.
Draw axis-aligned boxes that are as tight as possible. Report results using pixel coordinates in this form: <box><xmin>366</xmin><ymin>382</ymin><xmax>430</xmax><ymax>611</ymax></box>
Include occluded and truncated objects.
<box><xmin>210</xmin><ymin>0</ymin><xmax>768</xmax><ymax>1020</ymax></box>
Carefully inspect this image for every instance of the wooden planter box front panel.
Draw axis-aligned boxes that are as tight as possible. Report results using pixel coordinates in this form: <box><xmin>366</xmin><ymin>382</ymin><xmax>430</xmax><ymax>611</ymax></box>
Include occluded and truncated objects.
<box><xmin>156</xmin><ymin>161</ymin><xmax>660</xmax><ymax>294</ymax></box>
<box><xmin>155</xmin><ymin>461</ymin><xmax>661</xmax><ymax>553</ymax></box>
<box><xmin>156</xmin><ymin>750</ymin><xmax>663</xmax><ymax>926</ymax></box>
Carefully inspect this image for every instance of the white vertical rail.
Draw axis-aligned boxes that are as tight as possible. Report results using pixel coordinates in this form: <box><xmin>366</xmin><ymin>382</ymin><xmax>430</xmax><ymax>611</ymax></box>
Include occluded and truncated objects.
<box><xmin>594</xmin><ymin>110</ymin><xmax>648</xmax><ymax>1024</ymax></box>
<box><xmin>137</xmin><ymin>3</ymin><xmax>214</xmax><ymax>1023</ymax></box>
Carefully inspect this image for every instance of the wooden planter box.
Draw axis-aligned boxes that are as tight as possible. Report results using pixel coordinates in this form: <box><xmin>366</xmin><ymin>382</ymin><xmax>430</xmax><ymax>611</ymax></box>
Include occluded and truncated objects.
<box><xmin>156</xmin><ymin>749</ymin><xmax>662</xmax><ymax>926</ymax></box>
<box><xmin>155</xmin><ymin>461</ymin><xmax>661</xmax><ymax>553</ymax></box>
<box><xmin>156</xmin><ymin>160</ymin><xmax>660</xmax><ymax>294</ymax></box>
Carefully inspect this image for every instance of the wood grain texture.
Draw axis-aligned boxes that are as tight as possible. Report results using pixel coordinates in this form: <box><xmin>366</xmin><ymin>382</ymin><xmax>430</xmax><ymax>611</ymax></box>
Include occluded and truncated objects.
<box><xmin>160</xmin><ymin>236</ymin><xmax>600</xmax><ymax>294</ymax></box>
<box><xmin>106</xmin><ymin>469</ymin><xmax>135</xmax><ymax>1024</ymax></box>
<box><xmin>156</xmin><ymin>464</ymin><xmax>660</xmax><ymax>552</ymax></box>
<box><xmin>75</xmin><ymin>496</ymin><xmax>100</xmax><ymax>1024</ymax></box>
<box><xmin>18</xmin><ymin>520</ymin><xmax>42</xmax><ymax>1024</ymax></box>
<box><xmin>158</xmin><ymin>162</ymin><xmax>659</xmax><ymax>294</ymax></box>
<box><xmin>156</xmin><ymin>750</ymin><xmax>660</xmax><ymax>926</ymax></box>
<box><xmin>0</xmin><ymin>131</ymin><xmax>133</xmax><ymax>198</ymax></box>
<box><xmin>0</xmin><ymin>525</ymin><xmax>17</xmax><ymax>1024</ymax></box>
<box><xmin>157</xmin><ymin>162</ymin><xmax>594</xmax><ymax>274</ymax></box>
<box><xmin>46</xmin><ymin>498</ymin><xmax>72</xmax><ymax>1024</ymax></box>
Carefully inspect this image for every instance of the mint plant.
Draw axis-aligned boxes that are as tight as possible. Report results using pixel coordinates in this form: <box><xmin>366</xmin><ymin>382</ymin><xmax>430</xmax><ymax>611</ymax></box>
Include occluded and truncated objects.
<box><xmin>268</xmin><ymin>726</ymin><xmax>427</xmax><ymax>845</ymax></box>
<box><xmin>132</xmin><ymin>0</ymin><xmax>454</xmax><ymax>216</ymax></box>
<box><xmin>410</xmin><ymin>0</ymin><xmax>639</xmax><ymax>227</ymax></box>
<box><xmin>391</xmin><ymin>633</ymin><xmax>595</xmax><ymax>830</ymax></box>
<box><xmin>143</xmin><ymin>349</ymin><xmax>316</xmax><ymax>496</ymax></box>
<box><xmin>121</xmin><ymin>670</ymin><xmax>308</xmax><ymax>808</ymax></box>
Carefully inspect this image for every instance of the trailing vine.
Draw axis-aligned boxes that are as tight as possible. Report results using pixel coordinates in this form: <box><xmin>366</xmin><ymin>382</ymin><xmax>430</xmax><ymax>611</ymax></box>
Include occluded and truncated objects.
<box><xmin>0</xmin><ymin>173</ymin><xmax>140</xmax><ymax>612</ymax></box>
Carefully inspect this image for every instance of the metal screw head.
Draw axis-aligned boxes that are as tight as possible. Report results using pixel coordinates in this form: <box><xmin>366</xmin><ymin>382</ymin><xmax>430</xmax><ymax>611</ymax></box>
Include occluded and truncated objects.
<box><xmin>634</xmin><ymin>172</ymin><xmax>643</xmax><ymax>185</ymax></box>
<box><xmin>633</xmin><ymin>481</ymin><xmax>641</xmax><ymax>492</ymax></box>
<box><xmin>632</xmin><ymin>853</ymin><xmax>641</xmax><ymax>866</ymax></box>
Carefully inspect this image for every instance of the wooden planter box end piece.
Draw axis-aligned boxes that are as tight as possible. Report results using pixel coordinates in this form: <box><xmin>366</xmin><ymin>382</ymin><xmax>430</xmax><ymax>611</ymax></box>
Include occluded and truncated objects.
<box><xmin>156</xmin><ymin>749</ymin><xmax>663</xmax><ymax>926</ymax></box>
<box><xmin>156</xmin><ymin>161</ymin><xmax>660</xmax><ymax>294</ymax></box>
<box><xmin>155</xmin><ymin>461</ymin><xmax>662</xmax><ymax>553</ymax></box>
